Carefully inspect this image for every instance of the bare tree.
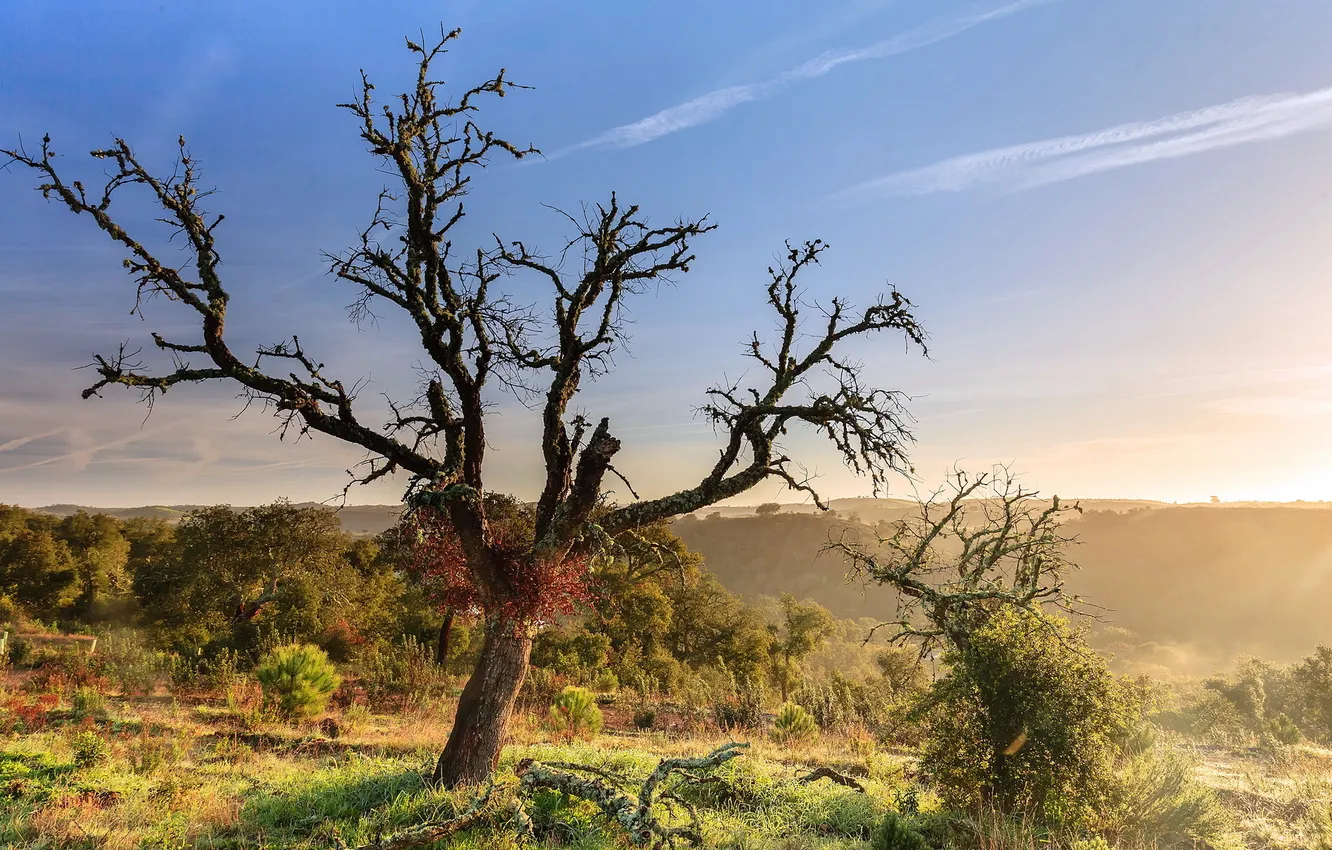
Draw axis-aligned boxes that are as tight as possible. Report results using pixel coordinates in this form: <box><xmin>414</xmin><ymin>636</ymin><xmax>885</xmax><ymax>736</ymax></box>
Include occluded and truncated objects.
<box><xmin>3</xmin><ymin>27</ymin><xmax>926</xmax><ymax>787</ymax></box>
<box><xmin>829</xmin><ymin>468</ymin><xmax>1085</xmax><ymax>655</ymax></box>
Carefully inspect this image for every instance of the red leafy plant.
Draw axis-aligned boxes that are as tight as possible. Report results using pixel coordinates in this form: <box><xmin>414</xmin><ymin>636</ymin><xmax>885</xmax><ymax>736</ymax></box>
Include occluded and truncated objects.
<box><xmin>405</xmin><ymin>494</ymin><xmax>595</xmax><ymax>629</ymax></box>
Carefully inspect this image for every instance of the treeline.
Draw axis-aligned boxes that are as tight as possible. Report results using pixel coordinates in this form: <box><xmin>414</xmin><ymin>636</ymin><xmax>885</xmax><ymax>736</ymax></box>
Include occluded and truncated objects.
<box><xmin>0</xmin><ymin>502</ymin><xmax>433</xmax><ymax>660</ymax></box>
<box><xmin>1163</xmin><ymin>651</ymin><xmax>1332</xmax><ymax>746</ymax></box>
<box><xmin>10</xmin><ymin>498</ymin><xmax>1329</xmax><ymax>754</ymax></box>
<box><xmin>0</xmin><ymin>502</ymin><xmax>903</xmax><ymax>712</ymax></box>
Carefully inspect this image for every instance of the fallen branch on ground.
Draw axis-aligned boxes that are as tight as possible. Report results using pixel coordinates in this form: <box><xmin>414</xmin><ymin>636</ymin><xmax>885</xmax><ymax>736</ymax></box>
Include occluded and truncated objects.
<box><xmin>796</xmin><ymin>766</ymin><xmax>867</xmax><ymax>792</ymax></box>
<box><xmin>515</xmin><ymin>741</ymin><xmax>749</xmax><ymax>848</ymax></box>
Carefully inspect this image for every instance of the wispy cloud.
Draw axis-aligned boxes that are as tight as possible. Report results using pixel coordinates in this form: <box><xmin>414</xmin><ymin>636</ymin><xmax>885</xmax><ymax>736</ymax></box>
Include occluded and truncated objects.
<box><xmin>0</xmin><ymin>429</ymin><xmax>163</xmax><ymax>475</ymax></box>
<box><xmin>561</xmin><ymin>0</ymin><xmax>1058</xmax><ymax>155</ymax></box>
<box><xmin>845</xmin><ymin>85</ymin><xmax>1332</xmax><ymax>197</ymax></box>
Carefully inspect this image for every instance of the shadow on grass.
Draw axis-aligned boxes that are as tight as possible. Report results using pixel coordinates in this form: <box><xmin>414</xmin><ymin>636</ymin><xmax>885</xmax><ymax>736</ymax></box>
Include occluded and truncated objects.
<box><xmin>238</xmin><ymin>761</ymin><xmax>436</xmax><ymax>845</ymax></box>
<box><xmin>0</xmin><ymin>750</ymin><xmax>78</xmax><ymax>801</ymax></box>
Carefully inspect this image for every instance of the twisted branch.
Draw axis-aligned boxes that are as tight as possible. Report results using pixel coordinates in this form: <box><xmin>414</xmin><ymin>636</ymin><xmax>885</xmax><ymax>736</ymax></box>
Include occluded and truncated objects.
<box><xmin>514</xmin><ymin>742</ymin><xmax>748</xmax><ymax>848</ymax></box>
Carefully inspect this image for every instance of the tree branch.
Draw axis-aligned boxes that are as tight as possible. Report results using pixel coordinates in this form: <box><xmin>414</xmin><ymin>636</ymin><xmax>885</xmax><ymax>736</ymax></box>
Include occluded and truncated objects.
<box><xmin>602</xmin><ymin>241</ymin><xmax>925</xmax><ymax>535</ymax></box>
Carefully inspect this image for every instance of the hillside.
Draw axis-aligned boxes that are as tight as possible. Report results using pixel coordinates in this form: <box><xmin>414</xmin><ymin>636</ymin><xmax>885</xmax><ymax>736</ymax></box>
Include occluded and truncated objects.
<box><xmin>673</xmin><ymin>504</ymin><xmax>1332</xmax><ymax>674</ymax></box>
<box><xmin>1070</xmin><ymin>506</ymin><xmax>1332</xmax><ymax>671</ymax></box>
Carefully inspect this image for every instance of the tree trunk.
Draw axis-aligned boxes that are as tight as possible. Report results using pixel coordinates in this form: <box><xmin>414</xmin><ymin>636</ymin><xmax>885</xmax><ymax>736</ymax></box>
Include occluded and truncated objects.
<box><xmin>433</xmin><ymin>618</ymin><xmax>532</xmax><ymax>787</ymax></box>
<box><xmin>435</xmin><ymin>610</ymin><xmax>455</xmax><ymax>667</ymax></box>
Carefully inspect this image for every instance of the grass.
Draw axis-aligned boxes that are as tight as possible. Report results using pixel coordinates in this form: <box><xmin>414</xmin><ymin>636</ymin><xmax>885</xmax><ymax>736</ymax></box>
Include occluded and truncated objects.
<box><xmin>1193</xmin><ymin>743</ymin><xmax>1332</xmax><ymax>849</ymax></box>
<box><xmin>1</xmin><ymin>677</ymin><xmax>1330</xmax><ymax>849</ymax></box>
<box><xmin>0</xmin><ymin>687</ymin><xmax>910</xmax><ymax>849</ymax></box>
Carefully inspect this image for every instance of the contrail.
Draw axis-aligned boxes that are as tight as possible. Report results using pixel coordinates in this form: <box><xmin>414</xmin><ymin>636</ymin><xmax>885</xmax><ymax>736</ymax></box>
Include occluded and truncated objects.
<box><xmin>0</xmin><ymin>431</ymin><xmax>62</xmax><ymax>454</ymax></box>
<box><xmin>560</xmin><ymin>0</ymin><xmax>1060</xmax><ymax>155</ymax></box>
<box><xmin>843</xmin><ymin>86</ymin><xmax>1332</xmax><ymax>197</ymax></box>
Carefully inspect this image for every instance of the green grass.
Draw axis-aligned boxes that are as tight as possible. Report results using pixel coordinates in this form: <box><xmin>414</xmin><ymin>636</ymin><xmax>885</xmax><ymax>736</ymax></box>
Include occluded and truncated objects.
<box><xmin>3</xmin><ymin>684</ymin><xmax>1331</xmax><ymax>849</ymax></box>
<box><xmin>0</xmin><ymin>703</ymin><xmax>905</xmax><ymax>849</ymax></box>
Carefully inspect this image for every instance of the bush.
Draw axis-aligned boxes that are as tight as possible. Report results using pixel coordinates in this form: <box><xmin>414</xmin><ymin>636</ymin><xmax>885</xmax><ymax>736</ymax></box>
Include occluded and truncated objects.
<box><xmin>919</xmin><ymin>608</ymin><xmax>1136</xmax><ymax>824</ymax></box>
<box><xmin>361</xmin><ymin>636</ymin><xmax>449</xmax><ymax>713</ymax></box>
<box><xmin>70</xmin><ymin>730</ymin><xmax>109</xmax><ymax>768</ymax></box>
<box><xmin>341</xmin><ymin>702</ymin><xmax>372</xmax><ymax>734</ymax></box>
<box><xmin>1</xmin><ymin>693</ymin><xmax>57</xmax><ymax>733</ymax></box>
<box><xmin>254</xmin><ymin>643</ymin><xmax>341</xmax><ymax>719</ymax></box>
<box><xmin>521</xmin><ymin>665</ymin><xmax>564</xmax><ymax>710</ymax></box>
<box><xmin>872</xmin><ymin>812</ymin><xmax>930</xmax><ymax>850</ymax></box>
<box><xmin>127</xmin><ymin>732</ymin><xmax>183</xmax><ymax>775</ymax></box>
<box><xmin>592</xmin><ymin>667</ymin><xmax>619</xmax><ymax>693</ymax></box>
<box><xmin>1292</xmin><ymin>645</ymin><xmax>1332</xmax><ymax>743</ymax></box>
<box><xmin>6</xmin><ymin>635</ymin><xmax>30</xmax><ymax>667</ymax></box>
<box><xmin>1267</xmin><ymin>713</ymin><xmax>1302</xmax><ymax>745</ymax></box>
<box><xmin>713</xmin><ymin>673</ymin><xmax>766</xmax><ymax>732</ymax></box>
<box><xmin>771</xmin><ymin>702</ymin><xmax>818</xmax><ymax>746</ymax></box>
<box><xmin>548</xmin><ymin>685</ymin><xmax>603</xmax><ymax>743</ymax></box>
<box><xmin>27</xmin><ymin>649</ymin><xmax>105</xmax><ymax>694</ymax></box>
<box><xmin>203</xmin><ymin>648</ymin><xmax>245</xmax><ymax>695</ymax></box>
<box><xmin>1100</xmin><ymin>743</ymin><xmax>1239</xmax><ymax>850</ymax></box>
<box><xmin>96</xmin><ymin>628</ymin><xmax>169</xmax><ymax>696</ymax></box>
<box><xmin>797</xmin><ymin>672</ymin><xmax>913</xmax><ymax>741</ymax></box>
<box><xmin>532</xmin><ymin>628</ymin><xmax>611</xmax><ymax>682</ymax></box>
<box><xmin>633</xmin><ymin>708</ymin><xmax>657</xmax><ymax>730</ymax></box>
<box><xmin>317</xmin><ymin>618</ymin><xmax>366</xmax><ymax>663</ymax></box>
<box><xmin>71</xmin><ymin>685</ymin><xmax>106</xmax><ymax>719</ymax></box>
<box><xmin>1159</xmin><ymin>688</ymin><xmax>1250</xmax><ymax>745</ymax></box>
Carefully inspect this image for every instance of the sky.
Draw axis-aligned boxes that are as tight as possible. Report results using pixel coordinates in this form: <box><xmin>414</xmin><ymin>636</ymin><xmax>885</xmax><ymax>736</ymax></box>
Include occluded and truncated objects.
<box><xmin>4</xmin><ymin>0</ymin><xmax>1332</xmax><ymax>507</ymax></box>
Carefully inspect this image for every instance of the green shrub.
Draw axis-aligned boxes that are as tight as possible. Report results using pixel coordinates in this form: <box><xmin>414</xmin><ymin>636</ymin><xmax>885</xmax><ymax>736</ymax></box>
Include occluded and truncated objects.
<box><xmin>919</xmin><ymin>608</ymin><xmax>1136</xmax><ymax>824</ymax></box>
<box><xmin>70</xmin><ymin>730</ymin><xmax>108</xmax><ymax>769</ymax></box>
<box><xmin>1161</xmin><ymin>688</ymin><xmax>1250</xmax><ymax>745</ymax></box>
<box><xmin>1292</xmin><ymin>645</ymin><xmax>1332</xmax><ymax>743</ymax></box>
<box><xmin>713</xmin><ymin>673</ymin><xmax>766</xmax><ymax>732</ymax></box>
<box><xmin>6</xmin><ymin>635</ymin><xmax>30</xmax><ymax>667</ymax></box>
<box><xmin>127</xmin><ymin>733</ymin><xmax>183</xmax><ymax>775</ymax></box>
<box><xmin>115</xmin><ymin>656</ymin><xmax>164</xmax><ymax>696</ymax></box>
<box><xmin>360</xmin><ymin>636</ymin><xmax>448</xmax><ymax>713</ymax></box>
<box><xmin>203</xmin><ymin>648</ymin><xmax>244</xmax><ymax>695</ymax></box>
<box><xmin>531</xmin><ymin>628</ymin><xmax>611</xmax><ymax>682</ymax></box>
<box><xmin>592</xmin><ymin>667</ymin><xmax>619</xmax><ymax>693</ymax></box>
<box><xmin>206</xmin><ymin>736</ymin><xmax>254</xmax><ymax>765</ymax></box>
<box><xmin>1101</xmin><ymin>744</ymin><xmax>1239</xmax><ymax>850</ymax></box>
<box><xmin>254</xmin><ymin>643</ymin><xmax>341</xmax><ymax>719</ymax></box>
<box><xmin>548</xmin><ymin>685</ymin><xmax>603</xmax><ymax>743</ymax></box>
<box><xmin>1267</xmin><ymin>713</ymin><xmax>1302</xmax><ymax>745</ymax></box>
<box><xmin>97</xmin><ymin>628</ymin><xmax>168</xmax><ymax>696</ymax></box>
<box><xmin>872</xmin><ymin>811</ymin><xmax>930</xmax><ymax>850</ymax></box>
<box><xmin>71</xmin><ymin>685</ymin><xmax>106</xmax><ymax>719</ymax></box>
<box><xmin>341</xmin><ymin>702</ymin><xmax>372</xmax><ymax>734</ymax></box>
<box><xmin>771</xmin><ymin>702</ymin><xmax>818</xmax><ymax>746</ymax></box>
<box><xmin>521</xmin><ymin>665</ymin><xmax>564</xmax><ymax>710</ymax></box>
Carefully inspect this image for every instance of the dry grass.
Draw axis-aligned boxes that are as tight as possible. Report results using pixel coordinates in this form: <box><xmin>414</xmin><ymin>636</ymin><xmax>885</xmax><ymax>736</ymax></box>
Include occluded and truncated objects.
<box><xmin>1191</xmin><ymin>743</ymin><xmax>1332</xmax><ymax>849</ymax></box>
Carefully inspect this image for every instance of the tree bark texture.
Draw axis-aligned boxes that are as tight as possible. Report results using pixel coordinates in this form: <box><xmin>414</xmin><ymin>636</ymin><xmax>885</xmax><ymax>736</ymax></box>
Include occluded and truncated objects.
<box><xmin>433</xmin><ymin>618</ymin><xmax>532</xmax><ymax>787</ymax></box>
<box><xmin>434</xmin><ymin>610</ymin><xmax>455</xmax><ymax>667</ymax></box>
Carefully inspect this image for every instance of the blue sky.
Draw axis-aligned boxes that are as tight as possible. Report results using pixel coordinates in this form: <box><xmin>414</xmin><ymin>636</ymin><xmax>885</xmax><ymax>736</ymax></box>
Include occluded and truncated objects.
<box><xmin>5</xmin><ymin>0</ymin><xmax>1332</xmax><ymax>506</ymax></box>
